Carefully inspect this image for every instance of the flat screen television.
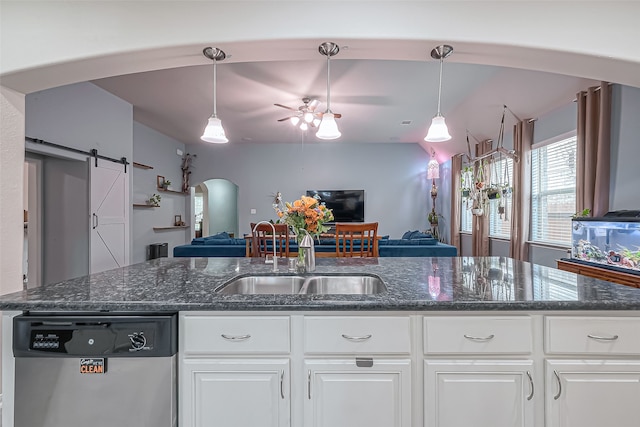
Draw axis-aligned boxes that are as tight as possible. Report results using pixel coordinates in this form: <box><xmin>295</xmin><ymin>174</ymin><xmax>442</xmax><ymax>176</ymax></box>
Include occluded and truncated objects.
<box><xmin>306</xmin><ymin>190</ymin><xmax>365</xmax><ymax>223</ymax></box>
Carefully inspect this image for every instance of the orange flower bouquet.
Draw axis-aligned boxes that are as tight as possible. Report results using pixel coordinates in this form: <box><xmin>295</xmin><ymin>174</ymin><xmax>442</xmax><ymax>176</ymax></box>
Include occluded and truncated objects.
<box><xmin>273</xmin><ymin>194</ymin><xmax>334</xmax><ymax>241</ymax></box>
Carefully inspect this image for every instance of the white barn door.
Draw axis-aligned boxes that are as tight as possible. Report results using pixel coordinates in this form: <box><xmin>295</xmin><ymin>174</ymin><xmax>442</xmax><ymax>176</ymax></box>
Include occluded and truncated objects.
<box><xmin>90</xmin><ymin>159</ymin><xmax>130</xmax><ymax>274</ymax></box>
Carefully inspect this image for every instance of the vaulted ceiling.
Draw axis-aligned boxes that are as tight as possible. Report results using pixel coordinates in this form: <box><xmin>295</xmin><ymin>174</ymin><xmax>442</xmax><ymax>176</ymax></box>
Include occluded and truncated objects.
<box><xmin>93</xmin><ymin>50</ymin><xmax>598</xmax><ymax>161</ymax></box>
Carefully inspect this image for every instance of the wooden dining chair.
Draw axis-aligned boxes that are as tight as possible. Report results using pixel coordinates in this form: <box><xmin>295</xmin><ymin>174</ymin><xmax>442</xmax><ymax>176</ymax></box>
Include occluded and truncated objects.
<box><xmin>335</xmin><ymin>222</ymin><xmax>379</xmax><ymax>257</ymax></box>
<box><xmin>250</xmin><ymin>223</ymin><xmax>290</xmax><ymax>258</ymax></box>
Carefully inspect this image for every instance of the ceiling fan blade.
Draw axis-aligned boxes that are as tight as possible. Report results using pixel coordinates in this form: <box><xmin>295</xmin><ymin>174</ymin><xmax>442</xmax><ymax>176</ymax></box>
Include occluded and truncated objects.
<box><xmin>308</xmin><ymin>99</ymin><xmax>320</xmax><ymax>111</ymax></box>
<box><xmin>274</xmin><ymin>103</ymin><xmax>297</xmax><ymax>112</ymax></box>
<box><xmin>277</xmin><ymin>116</ymin><xmax>294</xmax><ymax>122</ymax></box>
<box><xmin>317</xmin><ymin>112</ymin><xmax>342</xmax><ymax>119</ymax></box>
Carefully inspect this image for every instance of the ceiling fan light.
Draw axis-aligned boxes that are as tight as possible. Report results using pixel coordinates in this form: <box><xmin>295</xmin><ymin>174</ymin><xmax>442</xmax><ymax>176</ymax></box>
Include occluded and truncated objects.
<box><xmin>424</xmin><ymin>115</ymin><xmax>451</xmax><ymax>142</ymax></box>
<box><xmin>201</xmin><ymin>116</ymin><xmax>229</xmax><ymax>143</ymax></box>
<box><xmin>313</xmin><ymin>118</ymin><xmax>321</xmax><ymax>127</ymax></box>
<box><xmin>316</xmin><ymin>113</ymin><xmax>341</xmax><ymax>140</ymax></box>
<box><xmin>299</xmin><ymin>122</ymin><xmax>309</xmax><ymax>131</ymax></box>
<box><xmin>304</xmin><ymin>112</ymin><xmax>314</xmax><ymax>123</ymax></box>
<box><xmin>290</xmin><ymin>116</ymin><xmax>300</xmax><ymax>126</ymax></box>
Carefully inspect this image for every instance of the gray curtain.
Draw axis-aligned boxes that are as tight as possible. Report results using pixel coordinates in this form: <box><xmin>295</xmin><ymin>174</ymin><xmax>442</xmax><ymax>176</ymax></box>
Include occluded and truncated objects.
<box><xmin>576</xmin><ymin>82</ymin><xmax>611</xmax><ymax>217</ymax></box>
<box><xmin>509</xmin><ymin>120</ymin><xmax>534</xmax><ymax>261</ymax></box>
<box><xmin>472</xmin><ymin>140</ymin><xmax>492</xmax><ymax>256</ymax></box>
<box><xmin>450</xmin><ymin>154</ymin><xmax>462</xmax><ymax>253</ymax></box>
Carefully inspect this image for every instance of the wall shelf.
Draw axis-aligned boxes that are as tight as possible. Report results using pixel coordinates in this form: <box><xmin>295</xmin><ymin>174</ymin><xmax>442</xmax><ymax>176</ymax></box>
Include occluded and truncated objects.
<box><xmin>153</xmin><ymin>225</ymin><xmax>190</xmax><ymax>231</ymax></box>
<box><xmin>157</xmin><ymin>188</ymin><xmax>188</xmax><ymax>195</ymax></box>
<box><xmin>133</xmin><ymin>203</ymin><xmax>158</xmax><ymax>208</ymax></box>
<box><xmin>133</xmin><ymin>162</ymin><xmax>154</xmax><ymax>170</ymax></box>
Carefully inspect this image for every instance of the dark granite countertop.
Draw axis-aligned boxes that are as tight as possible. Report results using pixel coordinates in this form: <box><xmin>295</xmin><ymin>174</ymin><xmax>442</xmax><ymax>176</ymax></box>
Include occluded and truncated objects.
<box><xmin>1</xmin><ymin>257</ymin><xmax>640</xmax><ymax>312</ymax></box>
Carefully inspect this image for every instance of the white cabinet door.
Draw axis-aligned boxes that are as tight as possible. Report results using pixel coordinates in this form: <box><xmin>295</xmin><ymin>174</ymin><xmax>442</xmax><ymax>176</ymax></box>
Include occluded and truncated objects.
<box><xmin>546</xmin><ymin>359</ymin><xmax>640</xmax><ymax>427</ymax></box>
<box><xmin>424</xmin><ymin>360</ymin><xmax>535</xmax><ymax>427</ymax></box>
<box><xmin>182</xmin><ymin>359</ymin><xmax>290</xmax><ymax>427</ymax></box>
<box><xmin>304</xmin><ymin>359</ymin><xmax>411</xmax><ymax>427</ymax></box>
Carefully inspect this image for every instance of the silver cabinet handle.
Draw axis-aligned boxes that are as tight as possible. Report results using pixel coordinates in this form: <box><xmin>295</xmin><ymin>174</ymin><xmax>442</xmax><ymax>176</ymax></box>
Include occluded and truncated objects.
<box><xmin>221</xmin><ymin>334</ymin><xmax>251</xmax><ymax>341</ymax></box>
<box><xmin>463</xmin><ymin>334</ymin><xmax>495</xmax><ymax>341</ymax></box>
<box><xmin>307</xmin><ymin>370</ymin><xmax>311</xmax><ymax>400</ymax></box>
<box><xmin>92</xmin><ymin>213</ymin><xmax>98</xmax><ymax>229</ymax></box>
<box><xmin>341</xmin><ymin>334</ymin><xmax>372</xmax><ymax>342</ymax></box>
<box><xmin>587</xmin><ymin>334</ymin><xmax>619</xmax><ymax>341</ymax></box>
<box><xmin>280</xmin><ymin>370</ymin><xmax>285</xmax><ymax>399</ymax></box>
<box><xmin>553</xmin><ymin>370</ymin><xmax>562</xmax><ymax>400</ymax></box>
<box><xmin>526</xmin><ymin>371</ymin><xmax>534</xmax><ymax>401</ymax></box>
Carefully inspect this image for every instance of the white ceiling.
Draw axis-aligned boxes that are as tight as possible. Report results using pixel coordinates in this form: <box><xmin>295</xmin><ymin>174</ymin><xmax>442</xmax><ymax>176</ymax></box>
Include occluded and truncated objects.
<box><xmin>92</xmin><ymin>48</ymin><xmax>599</xmax><ymax>160</ymax></box>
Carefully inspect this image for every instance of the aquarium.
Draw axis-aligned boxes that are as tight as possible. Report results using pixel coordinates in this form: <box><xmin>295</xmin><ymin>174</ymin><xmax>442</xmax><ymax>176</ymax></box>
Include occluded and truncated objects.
<box><xmin>571</xmin><ymin>211</ymin><xmax>640</xmax><ymax>274</ymax></box>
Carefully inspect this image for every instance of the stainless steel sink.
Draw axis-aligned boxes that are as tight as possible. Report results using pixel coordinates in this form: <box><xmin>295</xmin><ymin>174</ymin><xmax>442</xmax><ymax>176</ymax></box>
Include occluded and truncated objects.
<box><xmin>215</xmin><ymin>274</ymin><xmax>387</xmax><ymax>295</ymax></box>
<box><xmin>215</xmin><ymin>275</ymin><xmax>306</xmax><ymax>295</ymax></box>
<box><xmin>300</xmin><ymin>275</ymin><xmax>387</xmax><ymax>295</ymax></box>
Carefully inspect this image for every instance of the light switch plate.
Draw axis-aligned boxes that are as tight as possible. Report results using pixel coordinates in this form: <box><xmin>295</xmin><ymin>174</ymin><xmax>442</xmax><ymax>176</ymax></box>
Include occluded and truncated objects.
<box><xmin>250</xmin><ymin>209</ymin><xmax>256</xmax><ymax>214</ymax></box>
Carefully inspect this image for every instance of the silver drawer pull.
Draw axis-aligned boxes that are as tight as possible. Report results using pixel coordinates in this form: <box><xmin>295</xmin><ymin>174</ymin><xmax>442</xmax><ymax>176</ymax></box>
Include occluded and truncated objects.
<box><xmin>463</xmin><ymin>334</ymin><xmax>495</xmax><ymax>341</ymax></box>
<box><xmin>587</xmin><ymin>334</ymin><xmax>619</xmax><ymax>341</ymax></box>
<box><xmin>526</xmin><ymin>371</ymin><xmax>534</xmax><ymax>401</ymax></box>
<box><xmin>221</xmin><ymin>334</ymin><xmax>251</xmax><ymax>341</ymax></box>
<box><xmin>341</xmin><ymin>334</ymin><xmax>372</xmax><ymax>342</ymax></box>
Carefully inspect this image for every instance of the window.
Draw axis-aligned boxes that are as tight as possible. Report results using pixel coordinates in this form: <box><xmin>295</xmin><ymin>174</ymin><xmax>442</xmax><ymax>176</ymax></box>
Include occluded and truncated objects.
<box><xmin>531</xmin><ymin>134</ymin><xmax>577</xmax><ymax>245</ymax></box>
<box><xmin>460</xmin><ymin>167</ymin><xmax>473</xmax><ymax>233</ymax></box>
<box><xmin>460</xmin><ymin>197</ymin><xmax>473</xmax><ymax>233</ymax></box>
<box><xmin>489</xmin><ymin>157</ymin><xmax>513</xmax><ymax>239</ymax></box>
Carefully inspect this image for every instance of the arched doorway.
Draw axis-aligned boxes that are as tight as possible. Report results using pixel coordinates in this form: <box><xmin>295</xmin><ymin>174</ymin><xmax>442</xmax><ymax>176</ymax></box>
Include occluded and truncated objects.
<box><xmin>194</xmin><ymin>179</ymin><xmax>239</xmax><ymax>238</ymax></box>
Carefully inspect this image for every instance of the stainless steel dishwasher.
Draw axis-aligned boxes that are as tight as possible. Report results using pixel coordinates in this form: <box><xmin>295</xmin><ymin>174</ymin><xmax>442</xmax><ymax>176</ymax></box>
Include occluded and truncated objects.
<box><xmin>13</xmin><ymin>313</ymin><xmax>177</xmax><ymax>427</ymax></box>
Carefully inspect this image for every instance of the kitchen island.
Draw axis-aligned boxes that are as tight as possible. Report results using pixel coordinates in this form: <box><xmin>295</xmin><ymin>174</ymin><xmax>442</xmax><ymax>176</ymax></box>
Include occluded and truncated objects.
<box><xmin>2</xmin><ymin>256</ymin><xmax>640</xmax><ymax>427</ymax></box>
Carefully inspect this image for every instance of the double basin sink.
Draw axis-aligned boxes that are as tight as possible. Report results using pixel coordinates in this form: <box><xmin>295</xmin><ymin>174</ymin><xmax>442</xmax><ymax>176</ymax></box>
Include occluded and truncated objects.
<box><xmin>215</xmin><ymin>274</ymin><xmax>387</xmax><ymax>295</ymax></box>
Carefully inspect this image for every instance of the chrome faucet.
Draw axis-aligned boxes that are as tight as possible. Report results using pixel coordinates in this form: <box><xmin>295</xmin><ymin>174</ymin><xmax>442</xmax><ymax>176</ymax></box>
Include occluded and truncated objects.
<box><xmin>252</xmin><ymin>221</ymin><xmax>278</xmax><ymax>272</ymax></box>
<box><xmin>298</xmin><ymin>229</ymin><xmax>316</xmax><ymax>272</ymax></box>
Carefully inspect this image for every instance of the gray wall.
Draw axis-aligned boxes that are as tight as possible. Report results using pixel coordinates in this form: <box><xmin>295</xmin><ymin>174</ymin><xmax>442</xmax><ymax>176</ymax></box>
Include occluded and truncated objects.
<box><xmin>132</xmin><ymin>122</ymin><xmax>188</xmax><ymax>263</ymax></box>
<box><xmin>188</xmin><ymin>142</ymin><xmax>431</xmax><ymax>239</ymax></box>
<box><xmin>25</xmin><ymin>81</ymin><xmax>133</xmax><ymax>282</ymax></box>
<box><xmin>610</xmin><ymin>84</ymin><xmax>640</xmax><ymax>210</ymax></box>
<box><xmin>26</xmin><ymin>82</ymin><xmax>133</xmax><ymax>161</ymax></box>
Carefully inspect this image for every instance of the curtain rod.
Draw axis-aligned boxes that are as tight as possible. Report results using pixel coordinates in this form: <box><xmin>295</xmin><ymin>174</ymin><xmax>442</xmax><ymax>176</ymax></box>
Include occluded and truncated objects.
<box><xmin>26</xmin><ymin>137</ymin><xmax>129</xmax><ymax>172</ymax></box>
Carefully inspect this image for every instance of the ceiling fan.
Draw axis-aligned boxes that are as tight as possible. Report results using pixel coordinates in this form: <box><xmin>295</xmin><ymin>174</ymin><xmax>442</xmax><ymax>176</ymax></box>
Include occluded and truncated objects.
<box><xmin>275</xmin><ymin>97</ymin><xmax>341</xmax><ymax>131</ymax></box>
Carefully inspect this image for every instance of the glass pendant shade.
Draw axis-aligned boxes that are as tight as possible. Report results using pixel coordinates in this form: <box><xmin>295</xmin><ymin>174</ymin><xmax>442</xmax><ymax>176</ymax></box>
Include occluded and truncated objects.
<box><xmin>316</xmin><ymin>113</ymin><xmax>341</xmax><ymax>140</ymax></box>
<box><xmin>424</xmin><ymin>115</ymin><xmax>451</xmax><ymax>142</ymax></box>
<box><xmin>290</xmin><ymin>116</ymin><xmax>300</xmax><ymax>126</ymax></box>
<box><xmin>200</xmin><ymin>116</ymin><xmax>228</xmax><ymax>143</ymax></box>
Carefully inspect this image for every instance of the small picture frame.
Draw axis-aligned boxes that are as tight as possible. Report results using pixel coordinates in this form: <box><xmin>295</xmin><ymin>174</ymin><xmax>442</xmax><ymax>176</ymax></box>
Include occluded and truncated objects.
<box><xmin>174</xmin><ymin>215</ymin><xmax>182</xmax><ymax>226</ymax></box>
<box><xmin>157</xmin><ymin>175</ymin><xmax>165</xmax><ymax>189</ymax></box>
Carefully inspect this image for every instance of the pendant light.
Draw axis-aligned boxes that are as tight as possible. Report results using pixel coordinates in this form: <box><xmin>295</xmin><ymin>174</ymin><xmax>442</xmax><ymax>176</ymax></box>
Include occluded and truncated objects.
<box><xmin>201</xmin><ymin>47</ymin><xmax>229</xmax><ymax>143</ymax></box>
<box><xmin>316</xmin><ymin>42</ymin><xmax>341</xmax><ymax>140</ymax></box>
<box><xmin>424</xmin><ymin>44</ymin><xmax>453</xmax><ymax>143</ymax></box>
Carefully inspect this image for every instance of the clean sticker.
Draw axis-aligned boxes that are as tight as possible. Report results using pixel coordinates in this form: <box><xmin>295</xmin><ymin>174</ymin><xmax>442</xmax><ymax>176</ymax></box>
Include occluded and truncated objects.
<box><xmin>80</xmin><ymin>358</ymin><xmax>106</xmax><ymax>374</ymax></box>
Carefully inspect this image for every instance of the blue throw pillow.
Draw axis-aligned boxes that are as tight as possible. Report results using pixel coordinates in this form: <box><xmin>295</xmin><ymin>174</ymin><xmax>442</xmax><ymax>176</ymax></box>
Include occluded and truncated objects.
<box><xmin>402</xmin><ymin>230</ymin><xmax>415</xmax><ymax>240</ymax></box>
<box><xmin>411</xmin><ymin>231</ymin><xmax>432</xmax><ymax>239</ymax></box>
<box><xmin>210</xmin><ymin>231</ymin><xmax>230</xmax><ymax>239</ymax></box>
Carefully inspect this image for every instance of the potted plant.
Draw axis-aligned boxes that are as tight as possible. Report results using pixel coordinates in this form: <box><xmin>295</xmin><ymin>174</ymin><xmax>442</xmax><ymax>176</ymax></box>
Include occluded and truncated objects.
<box><xmin>147</xmin><ymin>193</ymin><xmax>161</xmax><ymax>207</ymax></box>
<box><xmin>460</xmin><ymin>165</ymin><xmax>473</xmax><ymax>198</ymax></box>
<box><xmin>485</xmin><ymin>185</ymin><xmax>501</xmax><ymax>200</ymax></box>
<box><xmin>162</xmin><ymin>179</ymin><xmax>171</xmax><ymax>190</ymax></box>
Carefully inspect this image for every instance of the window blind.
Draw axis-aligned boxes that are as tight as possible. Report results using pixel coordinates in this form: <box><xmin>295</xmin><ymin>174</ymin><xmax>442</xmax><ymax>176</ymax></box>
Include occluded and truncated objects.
<box><xmin>531</xmin><ymin>135</ymin><xmax>577</xmax><ymax>245</ymax></box>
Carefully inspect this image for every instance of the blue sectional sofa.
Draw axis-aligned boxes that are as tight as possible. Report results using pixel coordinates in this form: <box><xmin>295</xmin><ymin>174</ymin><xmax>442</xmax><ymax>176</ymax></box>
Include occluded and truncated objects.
<box><xmin>172</xmin><ymin>231</ymin><xmax>458</xmax><ymax>258</ymax></box>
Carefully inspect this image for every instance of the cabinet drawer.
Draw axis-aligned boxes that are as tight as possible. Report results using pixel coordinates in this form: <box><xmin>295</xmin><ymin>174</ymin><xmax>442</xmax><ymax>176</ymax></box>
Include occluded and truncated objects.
<box><xmin>545</xmin><ymin>316</ymin><xmax>640</xmax><ymax>355</ymax></box>
<box><xmin>424</xmin><ymin>316</ymin><xmax>533</xmax><ymax>354</ymax></box>
<box><xmin>304</xmin><ymin>316</ymin><xmax>411</xmax><ymax>354</ymax></box>
<box><xmin>182</xmin><ymin>315</ymin><xmax>290</xmax><ymax>354</ymax></box>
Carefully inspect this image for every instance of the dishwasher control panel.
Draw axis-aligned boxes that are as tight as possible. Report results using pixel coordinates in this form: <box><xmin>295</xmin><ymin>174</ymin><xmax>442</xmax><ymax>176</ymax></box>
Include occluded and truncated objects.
<box><xmin>13</xmin><ymin>314</ymin><xmax>177</xmax><ymax>358</ymax></box>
